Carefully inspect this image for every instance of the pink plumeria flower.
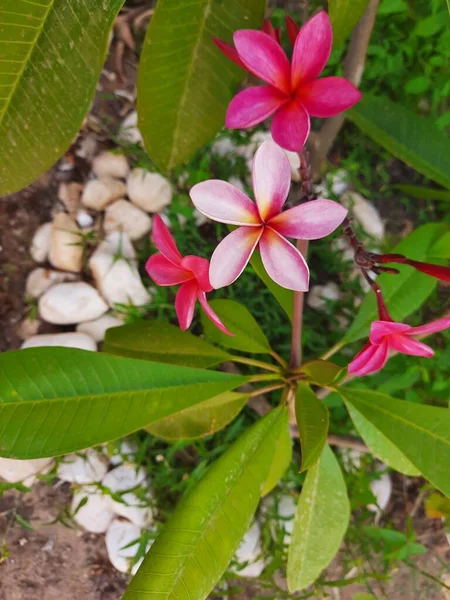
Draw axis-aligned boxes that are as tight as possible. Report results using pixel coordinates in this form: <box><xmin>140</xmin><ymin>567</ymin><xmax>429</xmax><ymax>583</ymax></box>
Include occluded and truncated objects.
<box><xmin>190</xmin><ymin>140</ymin><xmax>347</xmax><ymax>292</ymax></box>
<box><xmin>146</xmin><ymin>215</ymin><xmax>232</xmax><ymax>335</ymax></box>
<box><xmin>348</xmin><ymin>317</ymin><xmax>450</xmax><ymax>377</ymax></box>
<box><xmin>224</xmin><ymin>11</ymin><xmax>362</xmax><ymax>151</ymax></box>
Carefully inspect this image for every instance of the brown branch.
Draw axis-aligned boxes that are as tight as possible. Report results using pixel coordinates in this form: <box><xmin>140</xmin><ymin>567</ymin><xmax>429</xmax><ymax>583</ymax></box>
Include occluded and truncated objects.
<box><xmin>309</xmin><ymin>0</ymin><xmax>380</xmax><ymax>179</ymax></box>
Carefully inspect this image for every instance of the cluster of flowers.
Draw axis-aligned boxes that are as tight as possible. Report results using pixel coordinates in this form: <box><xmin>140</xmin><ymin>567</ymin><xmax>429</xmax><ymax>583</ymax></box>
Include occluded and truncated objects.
<box><xmin>146</xmin><ymin>11</ymin><xmax>450</xmax><ymax>376</ymax></box>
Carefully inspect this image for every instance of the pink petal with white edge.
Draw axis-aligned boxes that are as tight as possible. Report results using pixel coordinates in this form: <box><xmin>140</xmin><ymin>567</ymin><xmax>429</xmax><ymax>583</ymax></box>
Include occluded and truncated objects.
<box><xmin>212</xmin><ymin>37</ymin><xmax>245</xmax><ymax>69</ymax></box>
<box><xmin>233</xmin><ymin>30</ymin><xmax>291</xmax><ymax>94</ymax></box>
<box><xmin>146</xmin><ymin>254</ymin><xmax>193</xmax><ymax>286</ymax></box>
<box><xmin>152</xmin><ymin>214</ymin><xmax>182</xmax><ymax>265</ymax></box>
<box><xmin>252</xmin><ymin>139</ymin><xmax>291</xmax><ymax>221</ymax></box>
<box><xmin>197</xmin><ymin>291</ymin><xmax>234</xmax><ymax>336</ymax></box>
<box><xmin>190</xmin><ymin>180</ymin><xmax>260</xmax><ymax>226</ymax></box>
<box><xmin>259</xmin><ymin>228</ymin><xmax>309</xmax><ymax>291</ymax></box>
<box><xmin>175</xmin><ymin>280</ymin><xmax>198</xmax><ymax>330</ymax></box>
<box><xmin>408</xmin><ymin>316</ymin><xmax>450</xmax><ymax>337</ymax></box>
<box><xmin>369</xmin><ymin>321</ymin><xmax>411</xmax><ymax>345</ymax></box>
<box><xmin>269</xmin><ymin>199</ymin><xmax>347</xmax><ymax>240</ymax></box>
<box><xmin>291</xmin><ymin>11</ymin><xmax>332</xmax><ymax>89</ymax></box>
<box><xmin>389</xmin><ymin>335</ymin><xmax>434</xmax><ymax>357</ymax></box>
<box><xmin>348</xmin><ymin>339</ymin><xmax>389</xmax><ymax>376</ymax></box>
<box><xmin>271</xmin><ymin>99</ymin><xmax>310</xmax><ymax>152</ymax></box>
<box><xmin>209</xmin><ymin>226</ymin><xmax>263</xmax><ymax>289</ymax></box>
<box><xmin>297</xmin><ymin>77</ymin><xmax>362</xmax><ymax>117</ymax></box>
<box><xmin>180</xmin><ymin>256</ymin><xmax>212</xmax><ymax>292</ymax></box>
<box><xmin>225</xmin><ymin>86</ymin><xmax>288</xmax><ymax>129</ymax></box>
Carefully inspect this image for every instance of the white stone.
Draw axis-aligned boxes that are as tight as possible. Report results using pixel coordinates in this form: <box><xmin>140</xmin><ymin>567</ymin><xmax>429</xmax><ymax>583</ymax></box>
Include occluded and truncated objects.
<box><xmin>102</xmin><ymin>464</ymin><xmax>147</xmax><ymax>493</ymax></box>
<box><xmin>75</xmin><ymin>133</ymin><xmax>97</xmax><ymax>160</ymax></box>
<box><xmin>307</xmin><ymin>282</ymin><xmax>342</xmax><ymax>312</ymax></box>
<box><xmin>30</xmin><ymin>222</ymin><xmax>52</xmax><ymax>263</ymax></box>
<box><xmin>104</xmin><ymin>199</ymin><xmax>152</xmax><ymax>241</ymax></box>
<box><xmin>109</xmin><ymin>439</ymin><xmax>139</xmax><ymax>467</ymax></box>
<box><xmin>193</xmin><ymin>208</ymin><xmax>209</xmax><ymax>227</ymax></box>
<box><xmin>211</xmin><ymin>136</ymin><xmax>236</xmax><ymax>157</ymax></box>
<box><xmin>22</xmin><ymin>332</ymin><xmax>97</xmax><ymax>352</ymax></box>
<box><xmin>17</xmin><ymin>317</ymin><xmax>41</xmax><ymax>340</ymax></box>
<box><xmin>239</xmin><ymin>131</ymin><xmax>300</xmax><ymax>182</ymax></box>
<box><xmin>330</xmin><ymin>169</ymin><xmax>349</xmax><ymax>196</ymax></box>
<box><xmin>368</xmin><ymin>472</ymin><xmax>392</xmax><ymax>515</ymax></box>
<box><xmin>57</xmin><ymin>449</ymin><xmax>108</xmax><ymax>484</ymax></box>
<box><xmin>76</xmin><ymin>210</ymin><xmax>94</xmax><ymax>229</ymax></box>
<box><xmin>111</xmin><ymin>492</ymin><xmax>153</xmax><ymax>528</ymax></box>
<box><xmin>89</xmin><ymin>232</ymin><xmax>151</xmax><ymax>307</ymax></box>
<box><xmin>342</xmin><ymin>192</ymin><xmax>385</xmax><ymax>241</ymax></box>
<box><xmin>72</xmin><ymin>485</ymin><xmax>115</xmax><ymax>533</ymax></box>
<box><xmin>49</xmin><ymin>213</ymin><xmax>83</xmax><ymax>273</ymax></box>
<box><xmin>232</xmin><ymin>522</ymin><xmax>265</xmax><ymax>578</ymax></box>
<box><xmin>58</xmin><ymin>182</ymin><xmax>83</xmax><ymax>214</ymax></box>
<box><xmin>39</xmin><ymin>281</ymin><xmax>108</xmax><ymax>325</ymax></box>
<box><xmin>340</xmin><ymin>448</ymin><xmax>363</xmax><ymax>472</ymax></box>
<box><xmin>119</xmin><ymin>111</ymin><xmax>143</xmax><ymax>145</ymax></box>
<box><xmin>81</xmin><ymin>177</ymin><xmax>127</xmax><ymax>211</ymax></box>
<box><xmin>127</xmin><ymin>168</ymin><xmax>172</xmax><ymax>213</ymax></box>
<box><xmin>76</xmin><ymin>314</ymin><xmax>123</xmax><ymax>343</ymax></box>
<box><xmin>25</xmin><ymin>268</ymin><xmax>77</xmax><ymax>298</ymax></box>
<box><xmin>131</xmin><ymin>539</ymin><xmax>154</xmax><ymax>576</ymax></box>
<box><xmin>105</xmin><ymin>519</ymin><xmax>142</xmax><ymax>573</ymax></box>
<box><xmin>264</xmin><ymin>494</ymin><xmax>297</xmax><ymax>545</ymax></box>
<box><xmin>0</xmin><ymin>457</ymin><xmax>54</xmax><ymax>486</ymax></box>
<box><xmin>92</xmin><ymin>152</ymin><xmax>130</xmax><ymax>179</ymax></box>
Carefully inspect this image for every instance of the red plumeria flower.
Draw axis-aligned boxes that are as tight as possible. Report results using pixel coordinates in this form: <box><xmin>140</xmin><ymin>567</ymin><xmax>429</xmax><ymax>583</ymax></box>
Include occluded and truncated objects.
<box><xmin>379</xmin><ymin>254</ymin><xmax>450</xmax><ymax>283</ymax></box>
<box><xmin>222</xmin><ymin>11</ymin><xmax>362</xmax><ymax>151</ymax></box>
<box><xmin>348</xmin><ymin>317</ymin><xmax>450</xmax><ymax>377</ymax></box>
<box><xmin>190</xmin><ymin>140</ymin><xmax>347</xmax><ymax>291</ymax></box>
<box><xmin>146</xmin><ymin>215</ymin><xmax>232</xmax><ymax>335</ymax></box>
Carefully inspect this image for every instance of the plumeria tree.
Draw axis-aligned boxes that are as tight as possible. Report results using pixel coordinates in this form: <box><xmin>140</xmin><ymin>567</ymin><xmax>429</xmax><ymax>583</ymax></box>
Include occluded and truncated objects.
<box><xmin>1</xmin><ymin>1</ymin><xmax>450</xmax><ymax>599</ymax></box>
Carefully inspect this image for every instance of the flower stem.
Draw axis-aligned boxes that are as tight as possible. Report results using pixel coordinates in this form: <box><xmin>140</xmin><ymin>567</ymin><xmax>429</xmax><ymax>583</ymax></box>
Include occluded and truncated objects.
<box><xmin>247</xmin><ymin>383</ymin><xmax>285</xmax><ymax>398</ymax></box>
<box><xmin>320</xmin><ymin>341</ymin><xmax>345</xmax><ymax>360</ymax></box>
<box><xmin>289</xmin><ymin>240</ymin><xmax>309</xmax><ymax>370</ymax></box>
<box><xmin>230</xmin><ymin>355</ymin><xmax>281</xmax><ymax>373</ymax></box>
<box><xmin>270</xmin><ymin>350</ymin><xmax>288</xmax><ymax>368</ymax></box>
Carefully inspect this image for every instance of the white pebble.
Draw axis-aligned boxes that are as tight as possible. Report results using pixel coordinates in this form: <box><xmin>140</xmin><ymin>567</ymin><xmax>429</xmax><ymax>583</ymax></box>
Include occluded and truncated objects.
<box><xmin>25</xmin><ymin>268</ymin><xmax>77</xmax><ymax>298</ymax></box>
<box><xmin>119</xmin><ymin>111</ymin><xmax>143</xmax><ymax>145</ymax></box>
<box><xmin>58</xmin><ymin>449</ymin><xmax>108</xmax><ymax>484</ymax></box>
<box><xmin>307</xmin><ymin>282</ymin><xmax>342</xmax><ymax>313</ymax></box>
<box><xmin>111</xmin><ymin>492</ymin><xmax>153</xmax><ymax>528</ymax></box>
<box><xmin>0</xmin><ymin>457</ymin><xmax>54</xmax><ymax>487</ymax></box>
<box><xmin>104</xmin><ymin>199</ymin><xmax>152</xmax><ymax>241</ymax></box>
<box><xmin>39</xmin><ymin>281</ymin><xmax>108</xmax><ymax>325</ymax></box>
<box><xmin>21</xmin><ymin>332</ymin><xmax>97</xmax><ymax>352</ymax></box>
<box><xmin>127</xmin><ymin>168</ymin><xmax>172</xmax><ymax>213</ymax></box>
<box><xmin>105</xmin><ymin>519</ymin><xmax>142</xmax><ymax>573</ymax></box>
<box><xmin>81</xmin><ymin>178</ymin><xmax>127</xmax><ymax>211</ymax></box>
<box><xmin>368</xmin><ymin>472</ymin><xmax>392</xmax><ymax>516</ymax></box>
<box><xmin>76</xmin><ymin>314</ymin><xmax>123</xmax><ymax>343</ymax></box>
<box><xmin>233</xmin><ymin>522</ymin><xmax>265</xmax><ymax>578</ymax></box>
<box><xmin>72</xmin><ymin>485</ymin><xmax>115</xmax><ymax>533</ymax></box>
<box><xmin>49</xmin><ymin>213</ymin><xmax>83</xmax><ymax>273</ymax></box>
<box><xmin>102</xmin><ymin>464</ymin><xmax>147</xmax><ymax>493</ymax></box>
<box><xmin>342</xmin><ymin>192</ymin><xmax>385</xmax><ymax>241</ymax></box>
<box><xmin>92</xmin><ymin>152</ymin><xmax>129</xmax><ymax>179</ymax></box>
<box><xmin>30</xmin><ymin>222</ymin><xmax>52</xmax><ymax>263</ymax></box>
<box><xmin>76</xmin><ymin>210</ymin><xmax>94</xmax><ymax>229</ymax></box>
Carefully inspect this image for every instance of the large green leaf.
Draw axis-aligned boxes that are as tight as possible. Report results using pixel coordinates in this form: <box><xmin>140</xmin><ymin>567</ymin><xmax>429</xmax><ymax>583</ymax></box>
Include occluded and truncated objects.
<box><xmin>393</xmin><ymin>184</ymin><xmax>450</xmax><ymax>203</ymax></box>
<box><xmin>295</xmin><ymin>383</ymin><xmax>329</xmax><ymax>472</ymax></box>
<box><xmin>344</xmin><ymin>224</ymin><xmax>448</xmax><ymax>343</ymax></box>
<box><xmin>342</xmin><ymin>391</ymin><xmax>419</xmax><ymax>476</ymax></box>
<box><xmin>0</xmin><ymin>348</ymin><xmax>249</xmax><ymax>459</ymax></box>
<box><xmin>200</xmin><ymin>299</ymin><xmax>271</xmax><ymax>354</ymax></box>
<box><xmin>287</xmin><ymin>445</ymin><xmax>349</xmax><ymax>592</ymax></box>
<box><xmin>0</xmin><ymin>0</ymin><xmax>124</xmax><ymax>195</ymax></box>
<box><xmin>328</xmin><ymin>0</ymin><xmax>370</xmax><ymax>47</ymax></box>
<box><xmin>250</xmin><ymin>253</ymin><xmax>293</xmax><ymax>321</ymax></box>
<box><xmin>103</xmin><ymin>320</ymin><xmax>230</xmax><ymax>368</ymax></box>
<box><xmin>123</xmin><ymin>407</ymin><xmax>288</xmax><ymax>600</ymax></box>
<box><xmin>262</xmin><ymin>408</ymin><xmax>292</xmax><ymax>495</ymax></box>
<box><xmin>137</xmin><ymin>0</ymin><xmax>266</xmax><ymax>172</ymax></box>
<box><xmin>339</xmin><ymin>388</ymin><xmax>450</xmax><ymax>496</ymax></box>
<box><xmin>146</xmin><ymin>391</ymin><xmax>248</xmax><ymax>441</ymax></box>
<box><xmin>300</xmin><ymin>360</ymin><xmax>343</xmax><ymax>386</ymax></box>
<box><xmin>348</xmin><ymin>94</ymin><xmax>450</xmax><ymax>189</ymax></box>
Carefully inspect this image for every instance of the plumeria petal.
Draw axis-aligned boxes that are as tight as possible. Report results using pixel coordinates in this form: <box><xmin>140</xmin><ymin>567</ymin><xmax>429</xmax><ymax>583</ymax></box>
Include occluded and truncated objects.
<box><xmin>271</xmin><ymin>99</ymin><xmax>310</xmax><ymax>152</ymax></box>
<box><xmin>146</xmin><ymin>254</ymin><xmax>193</xmax><ymax>286</ymax></box>
<box><xmin>225</xmin><ymin>86</ymin><xmax>288</xmax><ymax>129</ymax></box>
<box><xmin>209</xmin><ymin>226</ymin><xmax>263</xmax><ymax>289</ymax></box>
<box><xmin>407</xmin><ymin>316</ymin><xmax>450</xmax><ymax>337</ymax></box>
<box><xmin>297</xmin><ymin>76</ymin><xmax>362</xmax><ymax>117</ymax></box>
<box><xmin>197</xmin><ymin>291</ymin><xmax>234</xmax><ymax>336</ymax></box>
<box><xmin>233</xmin><ymin>30</ymin><xmax>291</xmax><ymax>94</ymax></box>
<box><xmin>252</xmin><ymin>139</ymin><xmax>291</xmax><ymax>221</ymax></box>
<box><xmin>190</xmin><ymin>180</ymin><xmax>261</xmax><ymax>226</ymax></box>
<box><xmin>259</xmin><ymin>227</ymin><xmax>309</xmax><ymax>291</ymax></box>
<box><xmin>261</xmin><ymin>19</ymin><xmax>277</xmax><ymax>40</ymax></box>
<box><xmin>286</xmin><ymin>15</ymin><xmax>300</xmax><ymax>45</ymax></box>
<box><xmin>180</xmin><ymin>256</ymin><xmax>212</xmax><ymax>292</ymax></box>
<box><xmin>388</xmin><ymin>335</ymin><xmax>434</xmax><ymax>358</ymax></box>
<box><xmin>212</xmin><ymin>37</ymin><xmax>245</xmax><ymax>69</ymax></box>
<box><xmin>291</xmin><ymin>10</ymin><xmax>332</xmax><ymax>89</ymax></box>
<box><xmin>269</xmin><ymin>199</ymin><xmax>347</xmax><ymax>239</ymax></box>
<box><xmin>151</xmin><ymin>214</ymin><xmax>182</xmax><ymax>265</ymax></box>
<box><xmin>369</xmin><ymin>321</ymin><xmax>411</xmax><ymax>345</ymax></box>
<box><xmin>175</xmin><ymin>280</ymin><xmax>198</xmax><ymax>331</ymax></box>
<box><xmin>348</xmin><ymin>339</ymin><xmax>390</xmax><ymax>376</ymax></box>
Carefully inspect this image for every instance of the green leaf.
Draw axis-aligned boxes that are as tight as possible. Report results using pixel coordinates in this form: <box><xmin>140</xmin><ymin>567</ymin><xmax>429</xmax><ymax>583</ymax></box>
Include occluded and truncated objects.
<box><xmin>348</xmin><ymin>94</ymin><xmax>450</xmax><ymax>189</ymax></box>
<box><xmin>200</xmin><ymin>299</ymin><xmax>271</xmax><ymax>354</ymax></box>
<box><xmin>262</xmin><ymin>408</ymin><xmax>292</xmax><ymax>495</ymax></box>
<box><xmin>0</xmin><ymin>481</ymin><xmax>30</xmax><ymax>497</ymax></box>
<box><xmin>413</xmin><ymin>12</ymin><xmax>447</xmax><ymax>38</ymax></box>
<box><xmin>137</xmin><ymin>0</ymin><xmax>266</xmax><ymax>172</ymax></box>
<box><xmin>287</xmin><ymin>445</ymin><xmax>349</xmax><ymax>592</ymax></box>
<box><xmin>377</xmin><ymin>0</ymin><xmax>408</xmax><ymax>15</ymax></box>
<box><xmin>353</xmin><ymin>595</ymin><xmax>377</xmax><ymax>600</ymax></box>
<box><xmin>343</xmin><ymin>223</ymin><xmax>448</xmax><ymax>343</ymax></box>
<box><xmin>341</xmin><ymin>390</ymin><xmax>419</xmax><ymax>476</ymax></box>
<box><xmin>146</xmin><ymin>391</ymin><xmax>248</xmax><ymax>441</ymax></box>
<box><xmin>0</xmin><ymin>348</ymin><xmax>249</xmax><ymax>459</ymax></box>
<box><xmin>405</xmin><ymin>76</ymin><xmax>430</xmax><ymax>95</ymax></box>
<box><xmin>328</xmin><ymin>0</ymin><xmax>370</xmax><ymax>47</ymax></box>
<box><xmin>0</xmin><ymin>0</ymin><xmax>124</xmax><ymax>195</ymax></box>
<box><xmin>339</xmin><ymin>387</ymin><xmax>450</xmax><ymax>497</ymax></box>
<box><xmin>295</xmin><ymin>383</ymin><xmax>329</xmax><ymax>472</ymax></box>
<box><xmin>123</xmin><ymin>407</ymin><xmax>288</xmax><ymax>600</ymax></box>
<box><xmin>393</xmin><ymin>184</ymin><xmax>450</xmax><ymax>202</ymax></box>
<box><xmin>250</xmin><ymin>253</ymin><xmax>293</xmax><ymax>322</ymax></box>
<box><xmin>300</xmin><ymin>360</ymin><xmax>343</xmax><ymax>386</ymax></box>
<box><xmin>429</xmin><ymin>231</ymin><xmax>450</xmax><ymax>259</ymax></box>
<box><xmin>425</xmin><ymin>493</ymin><xmax>450</xmax><ymax>519</ymax></box>
<box><xmin>103</xmin><ymin>320</ymin><xmax>230</xmax><ymax>368</ymax></box>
